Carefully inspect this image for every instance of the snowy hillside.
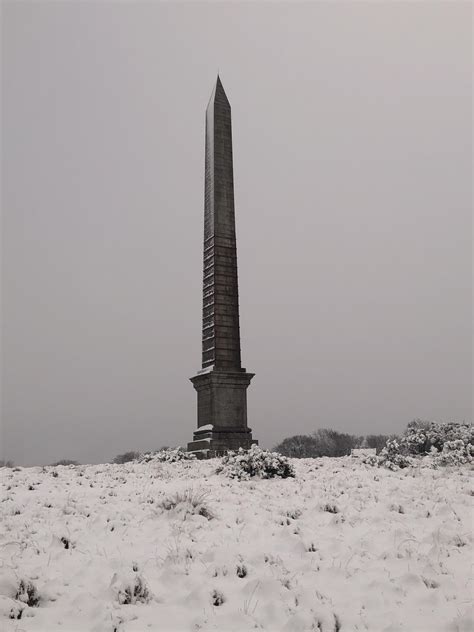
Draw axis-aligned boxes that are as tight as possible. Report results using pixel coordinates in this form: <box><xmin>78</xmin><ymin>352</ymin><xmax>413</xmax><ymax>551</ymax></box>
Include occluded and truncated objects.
<box><xmin>1</xmin><ymin>458</ymin><xmax>472</xmax><ymax>631</ymax></box>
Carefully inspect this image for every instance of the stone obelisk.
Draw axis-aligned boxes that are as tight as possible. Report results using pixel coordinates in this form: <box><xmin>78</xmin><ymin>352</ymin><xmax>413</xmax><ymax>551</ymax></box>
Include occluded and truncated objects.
<box><xmin>187</xmin><ymin>76</ymin><xmax>256</xmax><ymax>457</ymax></box>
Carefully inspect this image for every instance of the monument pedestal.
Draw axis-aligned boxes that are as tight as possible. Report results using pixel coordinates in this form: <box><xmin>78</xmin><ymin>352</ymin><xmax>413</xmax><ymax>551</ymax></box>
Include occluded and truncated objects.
<box><xmin>188</xmin><ymin>369</ymin><xmax>256</xmax><ymax>458</ymax></box>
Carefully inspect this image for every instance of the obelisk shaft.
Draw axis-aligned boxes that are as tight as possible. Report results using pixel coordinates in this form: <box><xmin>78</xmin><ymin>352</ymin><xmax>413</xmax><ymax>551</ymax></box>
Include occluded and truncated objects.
<box><xmin>188</xmin><ymin>77</ymin><xmax>256</xmax><ymax>457</ymax></box>
<box><xmin>202</xmin><ymin>77</ymin><xmax>241</xmax><ymax>371</ymax></box>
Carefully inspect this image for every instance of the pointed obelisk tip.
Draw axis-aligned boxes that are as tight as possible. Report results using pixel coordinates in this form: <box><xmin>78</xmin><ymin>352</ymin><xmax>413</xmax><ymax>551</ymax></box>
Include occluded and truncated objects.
<box><xmin>215</xmin><ymin>74</ymin><xmax>228</xmax><ymax>102</ymax></box>
<box><xmin>206</xmin><ymin>73</ymin><xmax>229</xmax><ymax>111</ymax></box>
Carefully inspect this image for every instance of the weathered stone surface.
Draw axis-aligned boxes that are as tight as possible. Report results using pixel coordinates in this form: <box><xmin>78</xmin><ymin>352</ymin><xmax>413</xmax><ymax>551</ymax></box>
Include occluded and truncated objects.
<box><xmin>188</xmin><ymin>77</ymin><xmax>256</xmax><ymax>457</ymax></box>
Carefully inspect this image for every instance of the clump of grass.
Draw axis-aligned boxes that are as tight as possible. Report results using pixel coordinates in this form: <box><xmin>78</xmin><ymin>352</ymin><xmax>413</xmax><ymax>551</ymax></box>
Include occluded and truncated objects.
<box><xmin>286</xmin><ymin>508</ymin><xmax>302</xmax><ymax>520</ymax></box>
<box><xmin>9</xmin><ymin>605</ymin><xmax>24</xmax><ymax>620</ymax></box>
<box><xmin>236</xmin><ymin>564</ymin><xmax>247</xmax><ymax>578</ymax></box>
<box><xmin>15</xmin><ymin>579</ymin><xmax>40</xmax><ymax>607</ymax></box>
<box><xmin>118</xmin><ymin>575</ymin><xmax>151</xmax><ymax>605</ymax></box>
<box><xmin>322</xmin><ymin>503</ymin><xmax>339</xmax><ymax>514</ymax></box>
<box><xmin>422</xmin><ymin>577</ymin><xmax>440</xmax><ymax>589</ymax></box>
<box><xmin>60</xmin><ymin>536</ymin><xmax>71</xmax><ymax>550</ymax></box>
<box><xmin>211</xmin><ymin>589</ymin><xmax>225</xmax><ymax>606</ymax></box>
<box><xmin>159</xmin><ymin>488</ymin><xmax>214</xmax><ymax>520</ymax></box>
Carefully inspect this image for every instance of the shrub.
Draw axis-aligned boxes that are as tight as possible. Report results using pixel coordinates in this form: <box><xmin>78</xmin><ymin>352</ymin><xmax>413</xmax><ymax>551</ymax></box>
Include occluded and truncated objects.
<box><xmin>401</xmin><ymin>420</ymin><xmax>473</xmax><ymax>455</ymax></box>
<box><xmin>0</xmin><ymin>459</ymin><xmax>14</xmax><ymax>468</ymax></box>
<box><xmin>112</xmin><ymin>451</ymin><xmax>140</xmax><ymax>464</ymax></box>
<box><xmin>217</xmin><ymin>445</ymin><xmax>295</xmax><ymax>480</ymax></box>
<box><xmin>363</xmin><ymin>422</ymin><xmax>473</xmax><ymax>470</ymax></box>
<box><xmin>361</xmin><ymin>453</ymin><xmax>378</xmax><ymax>467</ymax></box>
<box><xmin>362</xmin><ymin>439</ymin><xmax>412</xmax><ymax>470</ymax></box>
<box><xmin>51</xmin><ymin>459</ymin><xmax>79</xmax><ymax>466</ymax></box>
<box><xmin>139</xmin><ymin>447</ymin><xmax>196</xmax><ymax>463</ymax></box>
<box><xmin>378</xmin><ymin>439</ymin><xmax>412</xmax><ymax>470</ymax></box>
<box><xmin>433</xmin><ymin>440</ymin><xmax>473</xmax><ymax>467</ymax></box>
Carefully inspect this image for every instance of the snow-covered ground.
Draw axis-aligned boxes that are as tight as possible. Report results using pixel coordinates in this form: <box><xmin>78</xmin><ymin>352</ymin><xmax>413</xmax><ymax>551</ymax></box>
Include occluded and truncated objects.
<box><xmin>1</xmin><ymin>458</ymin><xmax>472</xmax><ymax>631</ymax></box>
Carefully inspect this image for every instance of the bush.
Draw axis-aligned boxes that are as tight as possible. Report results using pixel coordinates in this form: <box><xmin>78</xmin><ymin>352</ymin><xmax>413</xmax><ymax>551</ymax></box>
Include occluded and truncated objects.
<box><xmin>139</xmin><ymin>447</ymin><xmax>196</xmax><ymax>463</ymax></box>
<box><xmin>401</xmin><ymin>420</ymin><xmax>473</xmax><ymax>455</ymax></box>
<box><xmin>362</xmin><ymin>422</ymin><xmax>473</xmax><ymax>470</ymax></box>
<box><xmin>0</xmin><ymin>459</ymin><xmax>14</xmax><ymax>468</ymax></box>
<box><xmin>112</xmin><ymin>451</ymin><xmax>140</xmax><ymax>464</ymax></box>
<box><xmin>361</xmin><ymin>453</ymin><xmax>378</xmax><ymax>467</ymax></box>
<box><xmin>378</xmin><ymin>439</ymin><xmax>412</xmax><ymax>470</ymax></box>
<box><xmin>51</xmin><ymin>459</ymin><xmax>79</xmax><ymax>466</ymax></box>
<box><xmin>432</xmin><ymin>440</ymin><xmax>473</xmax><ymax>467</ymax></box>
<box><xmin>217</xmin><ymin>445</ymin><xmax>295</xmax><ymax>480</ymax></box>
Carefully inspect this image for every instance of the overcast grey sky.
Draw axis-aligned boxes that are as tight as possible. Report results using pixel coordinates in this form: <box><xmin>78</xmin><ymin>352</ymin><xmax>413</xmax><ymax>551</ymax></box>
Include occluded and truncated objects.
<box><xmin>1</xmin><ymin>1</ymin><xmax>472</xmax><ymax>465</ymax></box>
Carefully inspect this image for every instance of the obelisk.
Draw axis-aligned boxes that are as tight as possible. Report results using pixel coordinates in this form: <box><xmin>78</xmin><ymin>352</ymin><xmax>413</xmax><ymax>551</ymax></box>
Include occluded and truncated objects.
<box><xmin>187</xmin><ymin>76</ymin><xmax>257</xmax><ymax>457</ymax></box>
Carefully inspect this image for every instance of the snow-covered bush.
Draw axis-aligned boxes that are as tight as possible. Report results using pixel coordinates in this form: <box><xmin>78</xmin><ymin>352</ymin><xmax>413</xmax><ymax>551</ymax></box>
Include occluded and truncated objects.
<box><xmin>361</xmin><ymin>453</ymin><xmax>378</xmax><ymax>467</ymax></box>
<box><xmin>378</xmin><ymin>439</ymin><xmax>412</xmax><ymax>470</ymax></box>
<box><xmin>361</xmin><ymin>439</ymin><xmax>412</xmax><ymax>470</ymax></box>
<box><xmin>139</xmin><ymin>447</ymin><xmax>196</xmax><ymax>464</ymax></box>
<box><xmin>159</xmin><ymin>488</ymin><xmax>214</xmax><ymax>520</ymax></box>
<box><xmin>401</xmin><ymin>421</ymin><xmax>473</xmax><ymax>456</ymax></box>
<box><xmin>363</xmin><ymin>422</ymin><xmax>473</xmax><ymax>470</ymax></box>
<box><xmin>217</xmin><ymin>445</ymin><xmax>295</xmax><ymax>480</ymax></box>
<box><xmin>432</xmin><ymin>440</ymin><xmax>473</xmax><ymax>467</ymax></box>
<box><xmin>401</xmin><ymin>419</ymin><xmax>431</xmax><ymax>454</ymax></box>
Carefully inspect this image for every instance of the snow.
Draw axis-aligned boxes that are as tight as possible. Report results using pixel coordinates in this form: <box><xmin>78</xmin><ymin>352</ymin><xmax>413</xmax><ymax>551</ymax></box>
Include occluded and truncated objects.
<box><xmin>351</xmin><ymin>448</ymin><xmax>377</xmax><ymax>457</ymax></box>
<box><xmin>1</xmin><ymin>458</ymin><xmax>472</xmax><ymax>631</ymax></box>
<box><xmin>197</xmin><ymin>425</ymin><xmax>214</xmax><ymax>432</ymax></box>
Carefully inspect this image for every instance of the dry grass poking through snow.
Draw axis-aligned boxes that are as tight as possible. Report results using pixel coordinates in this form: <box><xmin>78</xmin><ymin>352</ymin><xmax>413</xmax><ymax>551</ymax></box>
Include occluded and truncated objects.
<box><xmin>0</xmin><ymin>458</ymin><xmax>472</xmax><ymax>631</ymax></box>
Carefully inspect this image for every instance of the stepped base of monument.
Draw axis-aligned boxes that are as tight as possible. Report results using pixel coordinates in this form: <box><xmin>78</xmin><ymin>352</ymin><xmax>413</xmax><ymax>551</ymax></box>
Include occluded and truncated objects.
<box><xmin>187</xmin><ymin>426</ymin><xmax>257</xmax><ymax>459</ymax></box>
<box><xmin>188</xmin><ymin>368</ymin><xmax>256</xmax><ymax>458</ymax></box>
